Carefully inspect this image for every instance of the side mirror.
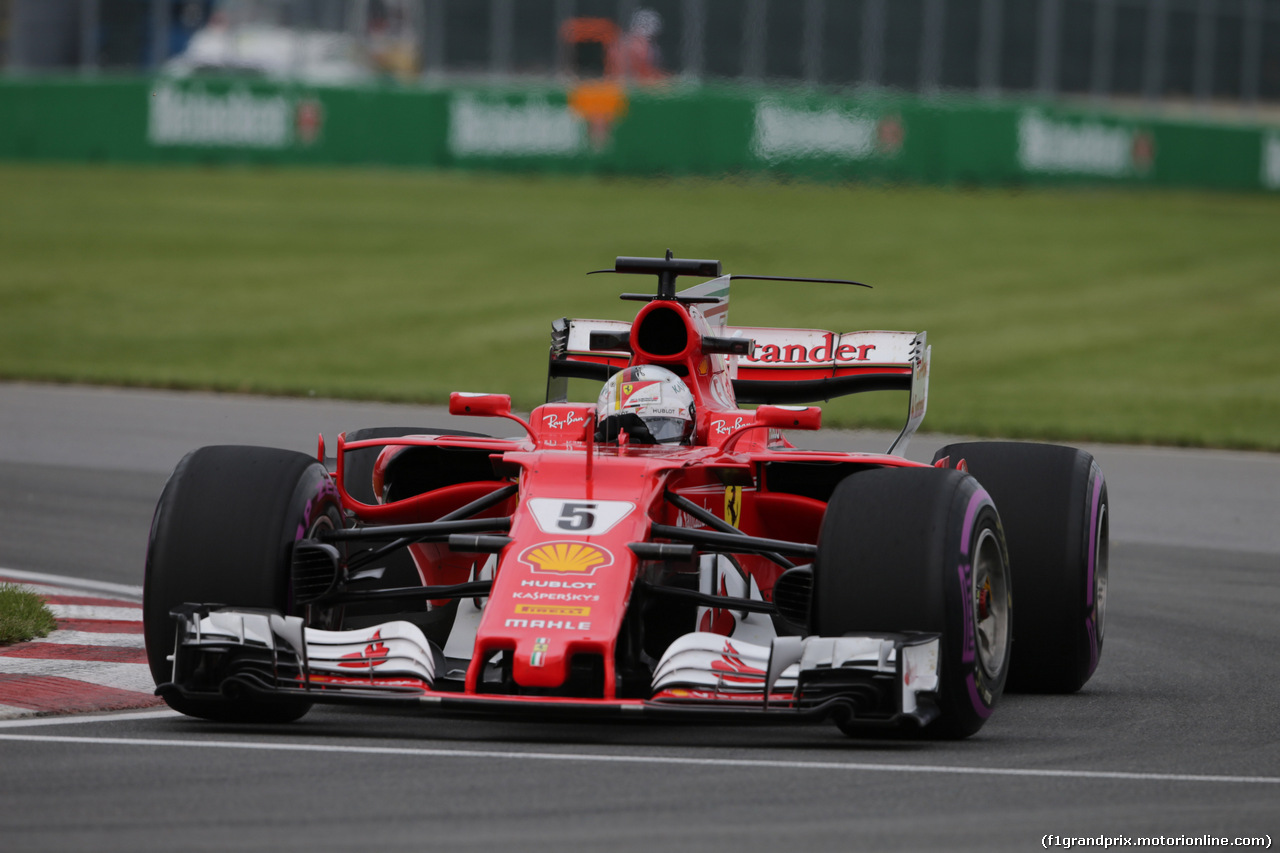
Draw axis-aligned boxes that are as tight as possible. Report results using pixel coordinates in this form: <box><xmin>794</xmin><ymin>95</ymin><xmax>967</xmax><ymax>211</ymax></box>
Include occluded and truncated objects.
<box><xmin>449</xmin><ymin>392</ymin><xmax>537</xmax><ymax>442</ymax></box>
<box><xmin>449</xmin><ymin>392</ymin><xmax>513</xmax><ymax>418</ymax></box>
<box><xmin>753</xmin><ymin>405</ymin><xmax>822</xmax><ymax>431</ymax></box>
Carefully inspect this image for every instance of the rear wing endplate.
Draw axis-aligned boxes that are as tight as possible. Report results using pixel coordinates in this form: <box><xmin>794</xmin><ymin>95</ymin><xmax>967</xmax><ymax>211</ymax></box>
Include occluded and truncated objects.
<box><xmin>887</xmin><ymin>334</ymin><xmax>929</xmax><ymax>457</ymax></box>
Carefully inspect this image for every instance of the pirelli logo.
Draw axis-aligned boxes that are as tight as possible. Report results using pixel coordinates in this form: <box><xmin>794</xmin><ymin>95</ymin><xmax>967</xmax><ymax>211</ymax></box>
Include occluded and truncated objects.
<box><xmin>514</xmin><ymin>604</ymin><xmax>591</xmax><ymax>617</ymax></box>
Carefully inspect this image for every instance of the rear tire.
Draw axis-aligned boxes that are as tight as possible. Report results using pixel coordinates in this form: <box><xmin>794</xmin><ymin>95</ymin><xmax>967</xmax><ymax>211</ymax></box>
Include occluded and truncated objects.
<box><xmin>933</xmin><ymin>442</ymin><xmax>1108</xmax><ymax>693</ymax></box>
<box><xmin>813</xmin><ymin>467</ymin><xmax>1011</xmax><ymax>739</ymax></box>
<box><xmin>144</xmin><ymin>445</ymin><xmax>341</xmax><ymax>723</ymax></box>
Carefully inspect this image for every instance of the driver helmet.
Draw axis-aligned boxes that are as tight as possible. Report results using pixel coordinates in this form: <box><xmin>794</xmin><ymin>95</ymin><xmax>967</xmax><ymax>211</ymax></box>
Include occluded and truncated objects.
<box><xmin>595</xmin><ymin>365</ymin><xmax>695</xmax><ymax>445</ymax></box>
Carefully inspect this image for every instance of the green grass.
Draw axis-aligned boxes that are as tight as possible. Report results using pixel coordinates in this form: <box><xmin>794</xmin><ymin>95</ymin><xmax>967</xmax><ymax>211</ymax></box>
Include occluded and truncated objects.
<box><xmin>1</xmin><ymin>163</ymin><xmax>1278</xmax><ymax>450</ymax></box>
<box><xmin>0</xmin><ymin>584</ymin><xmax>57</xmax><ymax>646</ymax></box>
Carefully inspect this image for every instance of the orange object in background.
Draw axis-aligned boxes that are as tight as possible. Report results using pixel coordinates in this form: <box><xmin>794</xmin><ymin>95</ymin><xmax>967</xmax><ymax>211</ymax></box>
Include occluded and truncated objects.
<box><xmin>568</xmin><ymin>79</ymin><xmax>628</xmax><ymax>149</ymax></box>
<box><xmin>560</xmin><ymin>16</ymin><xmax>660</xmax><ymax>148</ymax></box>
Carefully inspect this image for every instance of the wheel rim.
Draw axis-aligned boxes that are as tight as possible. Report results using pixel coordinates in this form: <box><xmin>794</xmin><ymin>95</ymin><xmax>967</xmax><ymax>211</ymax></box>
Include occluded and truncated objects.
<box><xmin>1094</xmin><ymin>504</ymin><xmax>1109</xmax><ymax>642</ymax></box>
<box><xmin>973</xmin><ymin>526</ymin><xmax>1009</xmax><ymax>679</ymax></box>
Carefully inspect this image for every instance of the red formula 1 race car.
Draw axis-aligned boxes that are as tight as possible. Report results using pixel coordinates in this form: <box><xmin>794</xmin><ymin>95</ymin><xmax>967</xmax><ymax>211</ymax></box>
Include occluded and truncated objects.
<box><xmin>144</xmin><ymin>253</ymin><xmax>1109</xmax><ymax>738</ymax></box>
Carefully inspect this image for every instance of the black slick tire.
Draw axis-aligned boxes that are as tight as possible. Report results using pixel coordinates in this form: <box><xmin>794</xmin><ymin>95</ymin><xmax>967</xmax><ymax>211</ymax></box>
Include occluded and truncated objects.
<box><xmin>144</xmin><ymin>445</ymin><xmax>341</xmax><ymax>723</ymax></box>
<box><xmin>813</xmin><ymin>467</ymin><xmax>1012</xmax><ymax>739</ymax></box>
<box><xmin>933</xmin><ymin>442</ymin><xmax>1109</xmax><ymax>693</ymax></box>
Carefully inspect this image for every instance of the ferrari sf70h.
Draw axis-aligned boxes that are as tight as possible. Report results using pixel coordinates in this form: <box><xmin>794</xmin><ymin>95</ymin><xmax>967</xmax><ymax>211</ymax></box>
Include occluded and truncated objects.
<box><xmin>145</xmin><ymin>253</ymin><xmax>1109</xmax><ymax>738</ymax></box>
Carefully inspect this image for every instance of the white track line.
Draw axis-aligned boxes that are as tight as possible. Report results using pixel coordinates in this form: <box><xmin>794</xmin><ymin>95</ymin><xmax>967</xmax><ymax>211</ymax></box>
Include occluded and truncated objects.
<box><xmin>0</xmin><ymin>733</ymin><xmax>1275</xmax><ymax>785</ymax></box>
<box><xmin>0</xmin><ymin>709</ymin><xmax>181</xmax><ymax>728</ymax></box>
<box><xmin>0</xmin><ymin>581</ymin><xmax>87</xmax><ymax>598</ymax></box>
<box><xmin>0</xmin><ymin>567</ymin><xmax>143</xmax><ymax>600</ymax></box>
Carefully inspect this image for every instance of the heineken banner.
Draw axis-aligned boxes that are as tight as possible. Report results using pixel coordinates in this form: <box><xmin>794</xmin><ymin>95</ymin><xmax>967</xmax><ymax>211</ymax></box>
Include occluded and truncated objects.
<box><xmin>0</xmin><ymin>76</ymin><xmax>1275</xmax><ymax>193</ymax></box>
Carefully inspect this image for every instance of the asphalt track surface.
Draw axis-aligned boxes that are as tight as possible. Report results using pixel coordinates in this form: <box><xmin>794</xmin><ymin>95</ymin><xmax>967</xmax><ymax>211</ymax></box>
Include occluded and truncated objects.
<box><xmin>0</xmin><ymin>383</ymin><xmax>1277</xmax><ymax>852</ymax></box>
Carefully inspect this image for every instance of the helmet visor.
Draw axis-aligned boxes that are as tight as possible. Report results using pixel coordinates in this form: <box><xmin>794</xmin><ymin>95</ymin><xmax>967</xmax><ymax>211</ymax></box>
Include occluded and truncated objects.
<box><xmin>643</xmin><ymin>416</ymin><xmax>692</xmax><ymax>444</ymax></box>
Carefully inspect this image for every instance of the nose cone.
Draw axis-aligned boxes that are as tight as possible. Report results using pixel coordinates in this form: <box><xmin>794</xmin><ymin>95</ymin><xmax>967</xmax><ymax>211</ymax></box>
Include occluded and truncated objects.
<box><xmin>472</xmin><ymin>538</ymin><xmax>633</xmax><ymax>694</ymax></box>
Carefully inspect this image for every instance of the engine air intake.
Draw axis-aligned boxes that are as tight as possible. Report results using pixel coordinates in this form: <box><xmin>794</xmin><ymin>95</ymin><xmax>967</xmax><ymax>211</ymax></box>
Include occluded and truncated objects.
<box><xmin>634</xmin><ymin>305</ymin><xmax>689</xmax><ymax>357</ymax></box>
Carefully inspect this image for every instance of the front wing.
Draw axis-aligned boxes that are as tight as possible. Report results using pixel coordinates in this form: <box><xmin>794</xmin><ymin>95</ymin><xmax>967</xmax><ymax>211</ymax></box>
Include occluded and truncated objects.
<box><xmin>158</xmin><ymin>606</ymin><xmax>942</xmax><ymax>728</ymax></box>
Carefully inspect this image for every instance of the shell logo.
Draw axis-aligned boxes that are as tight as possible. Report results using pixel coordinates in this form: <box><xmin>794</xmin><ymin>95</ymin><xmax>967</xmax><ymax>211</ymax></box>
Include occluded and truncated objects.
<box><xmin>519</xmin><ymin>542</ymin><xmax>613</xmax><ymax>576</ymax></box>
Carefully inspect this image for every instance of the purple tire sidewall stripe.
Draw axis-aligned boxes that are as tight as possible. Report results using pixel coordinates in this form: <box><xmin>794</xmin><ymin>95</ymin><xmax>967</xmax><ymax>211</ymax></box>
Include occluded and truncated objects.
<box><xmin>1085</xmin><ymin>467</ymin><xmax>1105</xmax><ymax>676</ymax></box>
<box><xmin>295</xmin><ymin>474</ymin><xmax>340</xmax><ymax>542</ymax></box>
<box><xmin>1087</xmin><ymin>471</ymin><xmax>1102</xmax><ymax>608</ymax></box>
<box><xmin>959</xmin><ymin>487</ymin><xmax>991</xmax><ymax>556</ymax></box>
<box><xmin>967</xmin><ymin>674</ymin><xmax>993</xmax><ymax>719</ymax></box>
<box><xmin>960</xmin><ymin>487</ymin><xmax>995</xmax><ymax>719</ymax></box>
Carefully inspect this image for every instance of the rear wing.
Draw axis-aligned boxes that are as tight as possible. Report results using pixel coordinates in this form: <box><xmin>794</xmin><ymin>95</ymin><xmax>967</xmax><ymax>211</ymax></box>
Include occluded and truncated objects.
<box><xmin>547</xmin><ymin>317</ymin><xmax>925</xmax><ymax>401</ymax></box>
<box><xmin>545</xmin><ymin>263</ymin><xmax>930</xmax><ymax>455</ymax></box>
<box><xmin>730</xmin><ymin>327</ymin><xmax>924</xmax><ymax>405</ymax></box>
<box><xmin>546</xmin><ymin>320</ymin><xmax>930</xmax><ymax>456</ymax></box>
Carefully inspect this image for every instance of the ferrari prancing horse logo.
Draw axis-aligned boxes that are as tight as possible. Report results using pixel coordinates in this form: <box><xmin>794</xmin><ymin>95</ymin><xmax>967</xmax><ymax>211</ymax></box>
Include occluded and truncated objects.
<box><xmin>724</xmin><ymin>486</ymin><xmax>742</xmax><ymax>528</ymax></box>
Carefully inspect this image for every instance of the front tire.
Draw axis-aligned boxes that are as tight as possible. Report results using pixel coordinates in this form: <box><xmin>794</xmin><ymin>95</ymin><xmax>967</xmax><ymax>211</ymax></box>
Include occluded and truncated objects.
<box><xmin>813</xmin><ymin>467</ymin><xmax>1012</xmax><ymax>739</ymax></box>
<box><xmin>144</xmin><ymin>445</ymin><xmax>341</xmax><ymax>723</ymax></box>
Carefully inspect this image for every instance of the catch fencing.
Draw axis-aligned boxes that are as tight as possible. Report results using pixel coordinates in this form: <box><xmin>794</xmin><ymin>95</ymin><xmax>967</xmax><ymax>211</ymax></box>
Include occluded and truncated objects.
<box><xmin>5</xmin><ymin>0</ymin><xmax>1280</xmax><ymax>110</ymax></box>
